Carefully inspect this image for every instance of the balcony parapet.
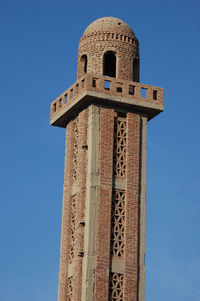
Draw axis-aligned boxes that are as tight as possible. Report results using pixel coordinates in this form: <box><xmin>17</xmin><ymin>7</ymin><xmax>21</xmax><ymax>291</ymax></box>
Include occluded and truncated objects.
<box><xmin>50</xmin><ymin>73</ymin><xmax>164</xmax><ymax>127</ymax></box>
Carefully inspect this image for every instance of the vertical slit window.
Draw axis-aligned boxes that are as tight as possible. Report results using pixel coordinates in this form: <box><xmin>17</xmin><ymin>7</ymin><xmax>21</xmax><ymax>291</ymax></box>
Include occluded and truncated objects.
<box><xmin>133</xmin><ymin>58</ymin><xmax>139</xmax><ymax>82</ymax></box>
<box><xmin>153</xmin><ymin>90</ymin><xmax>157</xmax><ymax>100</ymax></box>
<box><xmin>141</xmin><ymin>87</ymin><xmax>147</xmax><ymax>98</ymax></box>
<box><xmin>92</xmin><ymin>78</ymin><xmax>96</xmax><ymax>88</ymax></box>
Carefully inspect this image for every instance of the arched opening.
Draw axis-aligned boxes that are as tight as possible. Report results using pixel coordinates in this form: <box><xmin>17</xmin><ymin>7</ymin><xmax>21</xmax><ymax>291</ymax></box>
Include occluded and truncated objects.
<box><xmin>133</xmin><ymin>58</ymin><xmax>139</xmax><ymax>82</ymax></box>
<box><xmin>103</xmin><ymin>51</ymin><xmax>116</xmax><ymax>78</ymax></box>
<box><xmin>80</xmin><ymin>54</ymin><xmax>87</xmax><ymax>75</ymax></box>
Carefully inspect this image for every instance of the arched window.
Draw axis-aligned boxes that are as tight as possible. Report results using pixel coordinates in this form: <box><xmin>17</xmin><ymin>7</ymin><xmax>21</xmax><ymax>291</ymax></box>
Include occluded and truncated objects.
<box><xmin>103</xmin><ymin>51</ymin><xmax>116</xmax><ymax>77</ymax></box>
<box><xmin>80</xmin><ymin>54</ymin><xmax>87</xmax><ymax>75</ymax></box>
<box><xmin>133</xmin><ymin>58</ymin><xmax>139</xmax><ymax>82</ymax></box>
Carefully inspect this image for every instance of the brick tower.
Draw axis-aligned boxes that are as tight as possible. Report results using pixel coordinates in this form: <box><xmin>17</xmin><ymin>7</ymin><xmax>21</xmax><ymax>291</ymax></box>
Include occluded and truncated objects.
<box><xmin>50</xmin><ymin>17</ymin><xmax>164</xmax><ymax>301</ymax></box>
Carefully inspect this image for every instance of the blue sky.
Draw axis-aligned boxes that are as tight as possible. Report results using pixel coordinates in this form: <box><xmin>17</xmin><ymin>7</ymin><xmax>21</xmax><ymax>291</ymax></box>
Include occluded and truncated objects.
<box><xmin>1</xmin><ymin>0</ymin><xmax>200</xmax><ymax>300</ymax></box>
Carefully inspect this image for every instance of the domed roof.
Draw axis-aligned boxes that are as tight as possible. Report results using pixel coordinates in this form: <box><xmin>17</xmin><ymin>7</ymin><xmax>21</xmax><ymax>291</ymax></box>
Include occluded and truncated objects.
<box><xmin>83</xmin><ymin>17</ymin><xmax>135</xmax><ymax>37</ymax></box>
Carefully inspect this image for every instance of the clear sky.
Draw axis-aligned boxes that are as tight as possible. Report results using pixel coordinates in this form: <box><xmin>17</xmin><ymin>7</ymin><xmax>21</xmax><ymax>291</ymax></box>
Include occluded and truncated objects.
<box><xmin>1</xmin><ymin>0</ymin><xmax>200</xmax><ymax>300</ymax></box>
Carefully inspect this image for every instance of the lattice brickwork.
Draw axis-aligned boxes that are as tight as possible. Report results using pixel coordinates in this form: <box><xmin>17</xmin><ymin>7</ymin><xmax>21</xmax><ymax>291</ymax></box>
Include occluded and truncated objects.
<box><xmin>110</xmin><ymin>273</ymin><xmax>124</xmax><ymax>301</ymax></box>
<box><xmin>69</xmin><ymin>196</ymin><xmax>76</xmax><ymax>262</ymax></box>
<box><xmin>67</xmin><ymin>277</ymin><xmax>73</xmax><ymax>301</ymax></box>
<box><xmin>111</xmin><ymin>190</ymin><xmax>125</xmax><ymax>257</ymax></box>
<box><xmin>72</xmin><ymin>118</ymin><xmax>79</xmax><ymax>181</ymax></box>
<box><xmin>113</xmin><ymin>117</ymin><xmax>127</xmax><ymax>177</ymax></box>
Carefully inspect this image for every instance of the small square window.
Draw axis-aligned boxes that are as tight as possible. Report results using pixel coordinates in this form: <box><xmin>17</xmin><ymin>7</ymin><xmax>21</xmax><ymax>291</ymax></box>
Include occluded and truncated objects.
<box><xmin>117</xmin><ymin>87</ymin><xmax>122</xmax><ymax>93</ymax></box>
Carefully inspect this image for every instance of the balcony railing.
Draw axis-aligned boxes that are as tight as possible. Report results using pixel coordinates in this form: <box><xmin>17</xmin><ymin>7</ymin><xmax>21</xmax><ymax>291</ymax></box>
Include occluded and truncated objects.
<box><xmin>50</xmin><ymin>73</ymin><xmax>164</xmax><ymax>119</ymax></box>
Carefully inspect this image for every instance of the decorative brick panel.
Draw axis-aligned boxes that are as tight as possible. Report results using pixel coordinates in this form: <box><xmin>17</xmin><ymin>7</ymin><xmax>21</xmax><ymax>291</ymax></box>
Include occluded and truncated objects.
<box><xmin>67</xmin><ymin>277</ymin><xmax>73</xmax><ymax>301</ymax></box>
<box><xmin>109</xmin><ymin>273</ymin><xmax>124</xmax><ymax>301</ymax></box>
<box><xmin>113</xmin><ymin>117</ymin><xmax>127</xmax><ymax>177</ymax></box>
<box><xmin>124</xmin><ymin>112</ymin><xmax>141</xmax><ymax>301</ymax></box>
<box><xmin>111</xmin><ymin>190</ymin><xmax>125</xmax><ymax>258</ymax></box>
<box><xmin>95</xmin><ymin>108</ymin><xmax>115</xmax><ymax>301</ymax></box>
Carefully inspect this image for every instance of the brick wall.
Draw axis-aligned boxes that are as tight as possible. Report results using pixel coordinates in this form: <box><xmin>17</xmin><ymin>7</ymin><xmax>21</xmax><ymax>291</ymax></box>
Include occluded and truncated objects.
<box><xmin>95</xmin><ymin>108</ymin><xmax>115</xmax><ymax>301</ymax></box>
<box><xmin>57</xmin><ymin>109</ymin><xmax>88</xmax><ymax>301</ymax></box>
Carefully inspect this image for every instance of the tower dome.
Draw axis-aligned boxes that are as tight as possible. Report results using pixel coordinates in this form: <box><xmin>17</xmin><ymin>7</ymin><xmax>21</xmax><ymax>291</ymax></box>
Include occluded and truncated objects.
<box><xmin>83</xmin><ymin>17</ymin><xmax>135</xmax><ymax>37</ymax></box>
<box><xmin>77</xmin><ymin>17</ymin><xmax>140</xmax><ymax>82</ymax></box>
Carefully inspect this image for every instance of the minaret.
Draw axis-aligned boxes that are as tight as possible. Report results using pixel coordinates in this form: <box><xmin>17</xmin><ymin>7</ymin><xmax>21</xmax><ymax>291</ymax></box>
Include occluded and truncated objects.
<box><xmin>50</xmin><ymin>17</ymin><xmax>164</xmax><ymax>301</ymax></box>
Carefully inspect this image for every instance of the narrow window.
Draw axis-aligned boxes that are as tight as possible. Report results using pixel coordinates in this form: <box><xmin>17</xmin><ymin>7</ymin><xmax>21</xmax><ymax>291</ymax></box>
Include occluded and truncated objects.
<box><xmin>92</xmin><ymin>78</ymin><xmax>96</xmax><ymax>87</ymax></box>
<box><xmin>129</xmin><ymin>85</ymin><xmax>135</xmax><ymax>95</ymax></box>
<box><xmin>80</xmin><ymin>54</ymin><xmax>87</xmax><ymax>75</ymax></box>
<box><xmin>141</xmin><ymin>87</ymin><xmax>147</xmax><ymax>98</ymax></box>
<box><xmin>133</xmin><ymin>58</ymin><xmax>139</xmax><ymax>82</ymax></box>
<box><xmin>65</xmin><ymin>93</ymin><xmax>68</xmax><ymax>103</ymax></box>
<box><xmin>153</xmin><ymin>90</ymin><xmax>157</xmax><ymax>100</ymax></box>
<box><xmin>53</xmin><ymin>103</ymin><xmax>56</xmax><ymax>112</ymax></box>
<box><xmin>103</xmin><ymin>51</ymin><xmax>116</xmax><ymax>78</ymax></box>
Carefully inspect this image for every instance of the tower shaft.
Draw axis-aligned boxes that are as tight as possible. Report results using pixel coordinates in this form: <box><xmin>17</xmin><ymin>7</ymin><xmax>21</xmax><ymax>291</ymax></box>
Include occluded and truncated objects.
<box><xmin>58</xmin><ymin>105</ymin><xmax>147</xmax><ymax>301</ymax></box>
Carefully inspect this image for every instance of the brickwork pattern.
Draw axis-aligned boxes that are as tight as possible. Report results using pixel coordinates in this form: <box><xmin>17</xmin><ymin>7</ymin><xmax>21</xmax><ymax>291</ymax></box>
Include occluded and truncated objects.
<box><xmin>78</xmin><ymin>39</ymin><xmax>138</xmax><ymax>81</ymax></box>
<box><xmin>111</xmin><ymin>190</ymin><xmax>125</xmax><ymax>258</ymax></box>
<box><xmin>57</xmin><ymin>109</ymin><xmax>88</xmax><ymax>301</ymax></box>
<box><xmin>95</xmin><ymin>108</ymin><xmax>115</xmax><ymax>301</ymax></box>
<box><xmin>72</xmin><ymin>109</ymin><xmax>88</xmax><ymax>301</ymax></box>
<box><xmin>58</xmin><ymin>121</ymin><xmax>74</xmax><ymax>301</ymax></box>
<box><xmin>67</xmin><ymin>277</ymin><xmax>73</xmax><ymax>301</ymax></box>
<box><xmin>77</xmin><ymin>17</ymin><xmax>139</xmax><ymax>81</ymax></box>
<box><xmin>83</xmin><ymin>17</ymin><xmax>135</xmax><ymax>37</ymax></box>
<box><xmin>124</xmin><ymin>113</ymin><xmax>141</xmax><ymax>301</ymax></box>
<box><xmin>57</xmin><ymin>106</ymin><xmax>143</xmax><ymax>301</ymax></box>
<box><xmin>113</xmin><ymin>118</ymin><xmax>127</xmax><ymax>177</ymax></box>
<box><xmin>69</xmin><ymin>196</ymin><xmax>76</xmax><ymax>262</ymax></box>
<box><xmin>109</xmin><ymin>273</ymin><xmax>124</xmax><ymax>301</ymax></box>
<box><xmin>50</xmin><ymin>73</ymin><xmax>164</xmax><ymax>122</ymax></box>
<box><xmin>72</xmin><ymin>118</ymin><xmax>78</xmax><ymax>181</ymax></box>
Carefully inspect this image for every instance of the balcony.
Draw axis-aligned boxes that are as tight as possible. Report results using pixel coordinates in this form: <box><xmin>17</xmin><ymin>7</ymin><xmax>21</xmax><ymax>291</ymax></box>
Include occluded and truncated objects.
<box><xmin>50</xmin><ymin>73</ymin><xmax>164</xmax><ymax>127</ymax></box>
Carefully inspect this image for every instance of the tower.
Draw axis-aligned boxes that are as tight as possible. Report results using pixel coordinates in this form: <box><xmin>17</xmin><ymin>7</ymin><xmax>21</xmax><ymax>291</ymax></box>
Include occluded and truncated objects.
<box><xmin>50</xmin><ymin>17</ymin><xmax>164</xmax><ymax>301</ymax></box>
